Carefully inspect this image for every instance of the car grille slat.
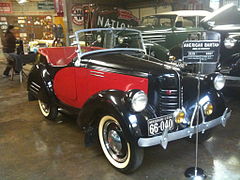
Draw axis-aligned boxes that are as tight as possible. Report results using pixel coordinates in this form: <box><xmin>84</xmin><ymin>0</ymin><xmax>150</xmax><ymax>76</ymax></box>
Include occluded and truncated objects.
<box><xmin>158</xmin><ymin>88</ymin><xmax>180</xmax><ymax>115</ymax></box>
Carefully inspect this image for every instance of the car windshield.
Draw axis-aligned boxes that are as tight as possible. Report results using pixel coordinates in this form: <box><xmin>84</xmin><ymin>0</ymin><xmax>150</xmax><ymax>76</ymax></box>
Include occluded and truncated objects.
<box><xmin>72</xmin><ymin>28</ymin><xmax>145</xmax><ymax>55</ymax></box>
<box><xmin>142</xmin><ymin>15</ymin><xmax>176</xmax><ymax>27</ymax></box>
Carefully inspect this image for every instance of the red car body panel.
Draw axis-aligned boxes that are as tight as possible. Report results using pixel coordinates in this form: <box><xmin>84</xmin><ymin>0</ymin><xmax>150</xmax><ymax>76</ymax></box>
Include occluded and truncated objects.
<box><xmin>39</xmin><ymin>47</ymin><xmax>77</xmax><ymax>66</ymax></box>
<box><xmin>53</xmin><ymin>67</ymin><xmax>148</xmax><ymax>108</ymax></box>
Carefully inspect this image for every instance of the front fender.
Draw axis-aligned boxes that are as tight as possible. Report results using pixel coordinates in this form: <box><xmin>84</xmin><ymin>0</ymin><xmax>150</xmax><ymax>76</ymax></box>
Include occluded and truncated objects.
<box><xmin>184</xmin><ymin>89</ymin><xmax>226</xmax><ymax>123</ymax></box>
<box><xmin>77</xmin><ymin>90</ymin><xmax>148</xmax><ymax>145</ymax></box>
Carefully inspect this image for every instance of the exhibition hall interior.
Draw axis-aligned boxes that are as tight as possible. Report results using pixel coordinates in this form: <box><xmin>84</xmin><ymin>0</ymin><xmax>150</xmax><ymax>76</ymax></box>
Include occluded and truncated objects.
<box><xmin>0</xmin><ymin>0</ymin><xmax>240</xmax><ymax>179</ymax></box>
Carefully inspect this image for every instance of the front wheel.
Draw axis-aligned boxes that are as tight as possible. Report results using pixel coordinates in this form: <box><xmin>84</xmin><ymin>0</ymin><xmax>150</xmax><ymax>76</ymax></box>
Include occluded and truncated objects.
<box><xmin>38</xmin><ymin>100</ymin><xmax>58</xmax><ymax>120</ymax></box>
<box><xmin>98</xmin><ymin>115</ymin><xmax>144</xmax><ymax>173</ymax></box>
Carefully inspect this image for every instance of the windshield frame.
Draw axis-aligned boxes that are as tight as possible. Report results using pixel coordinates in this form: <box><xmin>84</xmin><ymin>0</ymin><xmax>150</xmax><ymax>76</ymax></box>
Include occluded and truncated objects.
<box><xmin>142</xmin><ymin>15</ymin><xmax>177</xmax><ymax>27</ymax></box>
<box><xmin>71</xmin><ymin>28</ymin><xmax>146</xmax><ymax>61</ymax></box>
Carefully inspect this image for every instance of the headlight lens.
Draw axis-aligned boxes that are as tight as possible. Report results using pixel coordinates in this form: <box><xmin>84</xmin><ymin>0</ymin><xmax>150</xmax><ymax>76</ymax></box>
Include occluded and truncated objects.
<box><xmin>131</xmin><ymin>91</ymin><xmax>148</xmax><ymax>112</ymax></box>
<box><xmin>214</xmin><ymin>74</ymin><xmax>225</xmax><ymax>90</ymax></box>
<box><xmin>97</xmin><ymin>35</ymin><xmax>102</xmax><ymax>43</ymax></box>
<box><xmin>203</xmin><ymin>102</ymin><xmax>213</xmax><ymax>116</ymax></box>
<box><xmin>118</xmin><ymin>36</ymin><xmax>124</xmax><ymax>44</ymax></box>
<box><xmin>224</xmin><ymin>37</ymin><xmax>237</xmax><ymax>49</ymax></box>
<box><xmin>174</xmin><ymin>109</ymin><xmax>185</xmax><ymax>124</ymax></box>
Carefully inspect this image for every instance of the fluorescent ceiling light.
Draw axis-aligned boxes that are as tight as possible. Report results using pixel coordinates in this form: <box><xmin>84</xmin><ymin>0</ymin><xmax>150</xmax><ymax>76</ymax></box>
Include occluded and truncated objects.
<box><xmin>17</xmin><ymin>0</ymin><xmax>28</xmax><ymax>4</ymax></box>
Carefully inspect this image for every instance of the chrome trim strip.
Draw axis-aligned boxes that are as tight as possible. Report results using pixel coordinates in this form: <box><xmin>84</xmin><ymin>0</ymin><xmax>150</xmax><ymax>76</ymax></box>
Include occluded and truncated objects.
<box><xmin>90</xmin><ymin>74</ymin><xmax>104</xmax><ymax>78</ymax></box>
<box><xmin>90</xmin><ymin>71</ymin><xmax>104</xmax><ymax>74</ymax></box>
<box><xmin>138</xmin><ymin>109</ymin><xmax>231</xmax><ymax>148</ymax></box>
<box><xmin>32</xmin><ymin>82</ymin><xmax>40</xmax><ymax>88</ymax></box>
<box><xmin>30</xmin><ymin>88</ymin><xmax>38</xmax><ymax>94</ymax></box>
<box><xmin>224</xmin><ymin>75</ymin><xmax>240</xmax><ymax>81</ymax></box>
<box><xmin>175</xmin><ymin>70</ymin><xmax>181</xmax><ymax>108</ymax></box>
<box><xmin>79</xmin><ymin>48</ymin><xmax>145</xmax><ymax>58</ymax></box>
<box><xmin>30</xmin><ymin>85</ymin><xmax>39</xmax><ymax>92</ymax></box>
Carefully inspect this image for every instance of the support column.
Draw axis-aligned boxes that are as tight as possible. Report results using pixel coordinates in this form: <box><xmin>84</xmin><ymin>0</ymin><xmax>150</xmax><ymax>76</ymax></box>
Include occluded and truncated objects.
<box><xmin>63</xmin><ymin>0</ymin><xmax>72</xmax><ymax>46</ymax></box>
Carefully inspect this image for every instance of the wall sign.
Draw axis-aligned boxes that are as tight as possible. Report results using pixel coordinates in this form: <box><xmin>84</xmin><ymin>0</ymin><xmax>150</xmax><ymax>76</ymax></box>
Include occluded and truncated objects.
<box><xmin>182</xmin><ymin>40</ymin><xmax>220</xmax><ymax>63</ymax></box>
<box><xmin>71</xmin><ymin>5</ymin><xmax>84</xmax><ymax>26</ymax></box>
<box><xmin>38</xmin><ymin>2</ymin><xmax>55</xmax><ymax>10</ymax></box>
<box><xmin>0</xmin><ymin>3</ymin><xmax>12</xmax><ymax>14</ymax></box>
<box><xmin>54</xmin><ymin>0</ymin><xmax>64</xmax><ymax>17</ymax></box>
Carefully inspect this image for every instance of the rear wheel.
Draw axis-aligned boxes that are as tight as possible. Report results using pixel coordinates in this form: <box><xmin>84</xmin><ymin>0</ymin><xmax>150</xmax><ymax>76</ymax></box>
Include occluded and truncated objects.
<box><xmin>38</xmin><ymin>100</ymin><xmax>58</xmax><ymax>120</ymax></box>
<box><xmin>98</xmin><ymin>115</ymin><xmax>144</xmax><ymax>173</ymax></box>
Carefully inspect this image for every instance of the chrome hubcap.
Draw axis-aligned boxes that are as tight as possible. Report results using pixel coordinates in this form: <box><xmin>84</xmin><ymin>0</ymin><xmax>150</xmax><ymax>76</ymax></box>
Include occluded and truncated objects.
<box><xmin>103</xmin><ymin>120</ymin><xmax>128</xmax><ymax>163</ymax></box>
<box><xmin>108</xmin><ymin>130</ymin><xmax>122</xmax><ymax>155</ymax></box>
<box><xmin>39</xmin><ymin>101</ymin><xmax>50</xmax><ymax>114</ymax></box>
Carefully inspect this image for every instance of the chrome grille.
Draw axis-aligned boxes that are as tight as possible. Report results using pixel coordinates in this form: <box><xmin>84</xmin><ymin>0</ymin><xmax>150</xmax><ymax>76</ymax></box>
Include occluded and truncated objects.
<box><xmin>142</xmin><ymin>31</ymin><xmax>166</xmax><ymax>43</ymax></box>
<box><xmin>158</xmin><ymin>88</ymin><xmax>179</xmax><ymax>115</ymax></box>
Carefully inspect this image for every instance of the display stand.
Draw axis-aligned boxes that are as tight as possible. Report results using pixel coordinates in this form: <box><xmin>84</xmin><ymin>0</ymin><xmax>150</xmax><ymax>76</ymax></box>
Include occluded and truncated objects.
<box><xmin>182</xmin><ymin>39</ymin><xmax>220</xmax><ymax>180</ymax></box>
<box><xmin>184</xmin><ymin>61</ymin><xmax>207</xmax><ymax>180</ymax></box>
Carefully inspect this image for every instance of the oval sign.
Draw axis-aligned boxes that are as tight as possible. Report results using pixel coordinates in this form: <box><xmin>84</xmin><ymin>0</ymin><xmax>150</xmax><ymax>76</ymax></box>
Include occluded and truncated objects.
<box><xmin>71</xmin><ymin>5</ymin><xmax>84</xmax><ymax>26</ymax></box>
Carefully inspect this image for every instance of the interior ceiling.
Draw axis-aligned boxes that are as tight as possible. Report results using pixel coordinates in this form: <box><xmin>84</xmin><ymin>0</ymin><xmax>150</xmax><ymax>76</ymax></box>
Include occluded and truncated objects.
<box><xmin>86</xmin><ymin>0</ymin><xmax>174</xmax><ymax>8</ymax></box>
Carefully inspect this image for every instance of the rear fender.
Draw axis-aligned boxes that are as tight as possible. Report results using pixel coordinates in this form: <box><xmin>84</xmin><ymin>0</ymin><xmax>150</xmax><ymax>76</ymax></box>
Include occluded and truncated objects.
<box><xmin>28</xmin><ymin>64</ymin><xmax>56</xmax><ymax>104</ymax></box>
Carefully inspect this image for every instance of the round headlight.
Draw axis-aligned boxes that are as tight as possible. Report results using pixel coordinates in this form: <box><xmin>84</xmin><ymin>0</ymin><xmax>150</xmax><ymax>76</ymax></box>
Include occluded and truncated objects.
<box><xmin>131</xmin><ymin>91</ymin><xmax>148</xmax><ymax>112</ymax></box>
<box><xmin>118</xmin><ymin>36</ymin><xmax>124</xmax><ymax>44</ymax></box>
<box><xmin>97</xmin><ymin>35</ymin><xmax>102</xmax><ymax>43</ymax></box>
<box><xmin>214</xmin><ymin>74</ymin><xmax>225</xmax><ymax>90</ymax></box>
<box><xmin>224</xmin><ymin>37</ymin><xmax>237</xmax><ymax>49</ymax></box>
<box><xmin>203</xmin><ymin>102</ymin><xmax>213</xmax><ymax>116</ymax></box>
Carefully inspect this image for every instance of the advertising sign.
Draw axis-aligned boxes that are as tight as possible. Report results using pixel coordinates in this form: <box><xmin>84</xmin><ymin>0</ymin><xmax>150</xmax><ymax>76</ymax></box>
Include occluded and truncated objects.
<box><xmin>54</xmin><ymin>0</ymin><xmax>63</xmax><ymax>17</ymax></box>
<box><xmin>95</xmin><ymin>8</ymin><xmax>139</xmax><ymax>28</ymax></box>
<box><xmin>71</xmin><ymin>5</ymin><xmax>84</xmax><ymax>26</ymax></box>
<box><xmin>182</xmin><ymin>40</ymin><xmax>220</xmax><ymax>64</ymax></box>
<box><xmin>0</xmin><ymin>3</ymin><xmax>12</xmax><ymax>14</ymax></box>
<box><xmin>38</xmin><ymin>2</ymin><xmax>55</xmax><ymax>10</ymax></box>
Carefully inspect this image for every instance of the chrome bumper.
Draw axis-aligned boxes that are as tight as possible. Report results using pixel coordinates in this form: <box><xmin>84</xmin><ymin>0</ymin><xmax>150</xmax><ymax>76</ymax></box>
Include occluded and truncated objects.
<box><xmin>138</xmin><ymin>108</ymin><xmax>231</xmax><ymax>149</ymax></box>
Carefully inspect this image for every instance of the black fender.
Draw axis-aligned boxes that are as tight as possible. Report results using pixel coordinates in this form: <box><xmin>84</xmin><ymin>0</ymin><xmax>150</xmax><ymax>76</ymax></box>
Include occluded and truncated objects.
<box><xmin>28</xmin><ymin>63</ymin><xmax>57</xmax><ymax>105</ymax></box>
<box><xmin>183</xmin><ymin>73</ymin><xmax>227</xmax><ymax>123</ymax></box>
<box><xmin>77</xmin><ymin>90</ymin><xmax>147</xmax><ymax>146</ymax></box>
<box><xmin>184</xmin><ymin>89</ymin><xmax>226</xmax><ymax>124</ymax></box>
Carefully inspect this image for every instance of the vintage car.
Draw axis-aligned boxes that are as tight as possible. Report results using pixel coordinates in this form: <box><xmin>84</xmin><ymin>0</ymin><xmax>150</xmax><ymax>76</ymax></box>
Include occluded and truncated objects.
<box><xmin>27</xmin><ymin>28</ymin><xmax>231</xmax><ymax>173</ymax></box>
<box><xmin>201</xmin><ymin>4</ymin><xmax>240</xmax><ymax>83</ymax></box>
<box><xmin>136</xmin><ymin>10</ymin><xmax>211</xmax><ymax>60</ymax></box>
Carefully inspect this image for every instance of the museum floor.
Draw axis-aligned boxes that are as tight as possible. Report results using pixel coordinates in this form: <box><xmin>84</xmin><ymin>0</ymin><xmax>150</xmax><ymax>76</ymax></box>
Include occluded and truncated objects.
<box><xmin>0</xmin><ymin>61</ymin><xmax>240</xmax><ymax>180</ymax></box>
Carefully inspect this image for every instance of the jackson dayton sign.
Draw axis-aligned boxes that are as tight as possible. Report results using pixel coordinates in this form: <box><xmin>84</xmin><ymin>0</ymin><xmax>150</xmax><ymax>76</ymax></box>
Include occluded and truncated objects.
<box><xmin>93</xmin><ymin>8</ymin><xmax>139</xmax><ymax>28</ymax></box>
<box><xmin>182</xmin><ymin>40</ymin><xmax>220</xmax><ymax>63</ymax></box>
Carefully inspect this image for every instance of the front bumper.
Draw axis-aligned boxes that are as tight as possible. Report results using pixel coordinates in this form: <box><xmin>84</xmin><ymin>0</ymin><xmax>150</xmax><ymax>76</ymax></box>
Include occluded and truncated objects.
<box><xmin>138</xmin><ymin>108</ymin><xmax>231</xmax><ymax>149</ymax></box>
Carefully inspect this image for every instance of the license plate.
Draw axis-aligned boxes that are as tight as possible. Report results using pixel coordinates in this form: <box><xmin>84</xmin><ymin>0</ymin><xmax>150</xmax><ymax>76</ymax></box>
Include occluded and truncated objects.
<box><xmin>148</xmin><ymin>114</ymin><xmax>174</xmax><ymax>136</ymax></box>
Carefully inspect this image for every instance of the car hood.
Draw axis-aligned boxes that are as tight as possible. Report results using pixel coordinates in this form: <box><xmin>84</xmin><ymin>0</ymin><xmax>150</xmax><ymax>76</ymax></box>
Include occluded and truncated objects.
<box><xmin>83</xmin><ymin>50</ymin><xmax>180</xmax><ymax>77</ymax></box>
<box><xmin>201</xmin><ymin>4</ymin><xmax>240</xmax><ymax>29</ymax></box>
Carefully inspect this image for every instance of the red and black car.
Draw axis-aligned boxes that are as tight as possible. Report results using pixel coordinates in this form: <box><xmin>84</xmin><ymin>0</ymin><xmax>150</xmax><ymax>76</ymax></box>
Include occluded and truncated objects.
<box><xmin>27</xmin><ymin>28</ymin><xmax>231</xmax><ymax>173</ymax></box>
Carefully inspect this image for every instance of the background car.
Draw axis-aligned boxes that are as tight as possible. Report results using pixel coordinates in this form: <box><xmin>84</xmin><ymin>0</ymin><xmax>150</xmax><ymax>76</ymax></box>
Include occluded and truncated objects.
<box><xmin>137</xmin><ymin>10</ymin><xmax>211</xmax><ymax>61</ymax></box>
<box><xmin>201</xmin><ymin>4</ymin><xmax>240</xmax><ymax>83</ymax></box>
<box><xmin>27</xmin><ymin>28</ymin><xmax>230</xmax><ymax>173</ymax></box>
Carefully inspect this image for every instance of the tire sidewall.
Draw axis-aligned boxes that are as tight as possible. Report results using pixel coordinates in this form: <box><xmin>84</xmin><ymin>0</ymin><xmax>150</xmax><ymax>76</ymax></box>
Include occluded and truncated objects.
<box><xmin>38</xmin><ymin>100</ymin><xmax>58</xmax><ymax>120</ymax></box>
<box><xmin>98</xmin><ymin>114</ymin><xmax>143</xmax><ymax>173</ymax></box>
<box><xmin>98</xmin><ymin>115</ymin><xmax>131</xmax><ymax>169</ymax></box>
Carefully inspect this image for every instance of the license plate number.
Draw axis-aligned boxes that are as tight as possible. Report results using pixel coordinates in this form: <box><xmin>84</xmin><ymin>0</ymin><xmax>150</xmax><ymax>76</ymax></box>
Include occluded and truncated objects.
<box><xmin>148</xmin><ymin>114</ymin><xmax>174</xmax><ymax>136</ymax></box>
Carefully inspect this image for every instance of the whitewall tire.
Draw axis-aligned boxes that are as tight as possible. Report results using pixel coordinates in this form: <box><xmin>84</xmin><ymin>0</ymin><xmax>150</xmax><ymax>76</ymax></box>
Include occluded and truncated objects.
<box><xmin>98</xmin><ymin>115</ymin><xmax>143</xmax><ymax>173</ymax></box>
